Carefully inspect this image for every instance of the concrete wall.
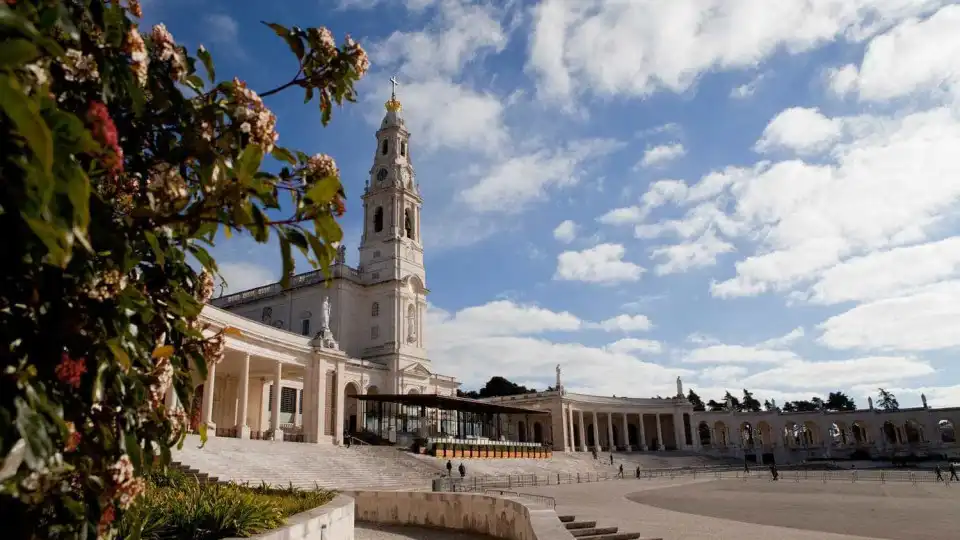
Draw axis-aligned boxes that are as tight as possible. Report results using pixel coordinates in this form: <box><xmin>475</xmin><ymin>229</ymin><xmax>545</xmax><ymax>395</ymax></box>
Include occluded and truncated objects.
<box><xmin>237</xmin><ymin>494</ymin><xmax>355</xmax><ymax>540</ymax></box>
<box><xmin>342</xmin><ymin>490</ymin><xmax>573</xmax><ymax>540</ymax></box>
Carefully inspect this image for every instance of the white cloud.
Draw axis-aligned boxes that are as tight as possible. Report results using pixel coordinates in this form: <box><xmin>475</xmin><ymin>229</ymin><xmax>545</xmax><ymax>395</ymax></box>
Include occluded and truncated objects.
<box><xmin>831</xmin><ymin>5</ymin><xmax>960</xmax><ymax>102</ymax></box>
<box><xmin>526</xmin><ymin>0</ymin><xmax>947</xmax><ymax>102</ymax></box>
<box><xmin>818</xmin><ymin>280</ymin><xmax>960</xmax><ymax>351</ymax></box>
<box><xmin>650</xmin><ymin>229</ymin><xmax>735</xmax><ymax>275</ymax></box>
<box><xmin>597</xmin><ymin>206</ymin><xmax>647</xmax><ymax>226</ymax></box>
<box><xmin>553</xmin><ymin>220</ymin><xmax>578</xmax><ymax>243</ymax></box>
<box><xmin>730</xmin><ymin>73</ymin><xmax>767</xmax><ymax>99</ymax></box>
<box><xmin>605</xmin><ymin>338</ymin><xmax>662</xmax><ymax>355</ymax></box>
<box><xmin>596</xmin><ymin>314</ymin><xmax>652</xmax><ymax>333</ymax></box>
<box><xmin>216</xmin><ymin>262</ymin><xmax>276</xmax><ymax>296</ymax></box>
<box><xmin>554</xmin><ymin>243</ymin><xmax>645</xmax><ymax>284</ymax></box>
<box><xmin>459</xmin><ymin>139</ymin><xmax>621</xmax><ymax>213</ymax></box>
<box><xmin>639</xmin><ymin>143</ymin><xmax>686</xmax><ymax>168</ymax></box>
<box><xmin>742</xmin><ymin>357</ymin><xmax>934</xmax><ymax>389</ymax></box>
<box><xmin>754</xmin><ymin>107</ymin><xmax>843</xmax><ymax>155</ymax></box>
<box><xmin>682</xmin><ymin>327</ymin><xmax>805</xmax><ymax>364</ymax></box>
<box><xmin>427</xmin><ymin>301</ymin><xmax>689</xmax><ymax>396</ymax></box>
<box><xmin>759</xmin><ymin>327</ymin><xmax>805</xmax><ymax>348</ymax></box>
<box><xmin>204</xmin><ymin>14</ymin><xmax>239</xmax><ymax>45</ymax></box>
<box><xmin>700</xmin><ymin>366</ymin><xmax>749</xmax><ymax>383</ymax></box>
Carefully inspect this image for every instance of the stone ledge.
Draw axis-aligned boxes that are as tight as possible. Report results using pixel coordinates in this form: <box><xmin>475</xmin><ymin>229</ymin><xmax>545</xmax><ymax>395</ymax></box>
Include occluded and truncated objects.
<box><xmin>341</xmin><ymin>490</ymin><xmax>573</xmax><ymax>540</ymax></box>
<box><xmin>232</xmin><ymin>494</ymin><xmax>355</xmax><ymax>540</ymax></box>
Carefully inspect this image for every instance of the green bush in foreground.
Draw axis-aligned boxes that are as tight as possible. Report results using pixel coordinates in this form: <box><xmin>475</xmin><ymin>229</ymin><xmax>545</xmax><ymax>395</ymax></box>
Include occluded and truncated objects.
<box><xmin>0</xmin><ymin>0</ymin><xmax>364</xmax><ymax>537</ymax></box>
<box><xmin>119</xmin><ymin>471</ymin><xmax>335</xmax><ymax>539</ymax></box>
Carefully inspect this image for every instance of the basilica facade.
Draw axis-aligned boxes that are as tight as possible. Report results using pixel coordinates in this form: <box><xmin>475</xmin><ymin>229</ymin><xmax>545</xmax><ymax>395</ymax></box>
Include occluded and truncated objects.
<box><xmin>192</xmin><ymin>89</ymin><xmax>460</xmax><ymax>445</ymax></box>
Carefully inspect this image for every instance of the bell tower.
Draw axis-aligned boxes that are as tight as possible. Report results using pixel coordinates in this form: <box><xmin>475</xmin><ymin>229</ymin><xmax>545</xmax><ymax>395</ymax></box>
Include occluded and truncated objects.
<box><xmin>359</xmin><ymin>79</ymin><xmax>429</xmax><ymax>393</ymax></box>
<box><xmin>358</xmin><ymin>77</ymin><xmax>424</xmax><ymax>285</ymax></box>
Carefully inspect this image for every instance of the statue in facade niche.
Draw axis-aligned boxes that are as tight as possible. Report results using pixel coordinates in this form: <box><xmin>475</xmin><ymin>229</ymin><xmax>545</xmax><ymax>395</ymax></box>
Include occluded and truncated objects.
<box><xmin>335</xmin><ymin>244</ymin><xmax>346</xmax><ymax>264</ymax></box>
<box><xmin>313</xmin><ymin>296</ymin><xmax>339</xmax><ymax>350</ymax></box>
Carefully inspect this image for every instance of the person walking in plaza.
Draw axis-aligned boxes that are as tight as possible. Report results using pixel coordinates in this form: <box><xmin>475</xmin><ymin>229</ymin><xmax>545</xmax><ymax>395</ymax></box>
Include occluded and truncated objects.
<box><xmin>635</xmin><ymin>465</ymin><xmax>641</xmax><ymax>479</ymax></box>
<box><xmin>743</xmin><ymin>458</ymin><xmax>750</xmax><ymax>474</ymax></box>
<box><xmin>618</xmin><ymin>464</ymin><xmax>624</xmax><ymax>478</ymax></box>
<box><xmin>446</xmin><ymin>460</ymin><xmax>453</xmax><ymax>477</ymax></box>
<box><xmin>769</xmin><ymin>463</ymin><xmax>779</xmax><ymax>481</ymax></box>
<box><xmin>610</xmin><ymin>454</ymin><xmax>614</xmax><ymax>465</ymax></box>
<box><xmin>949</xmin><ymin>462</ymin><xmax>959</xmax><ymax>482</ymax></box>
<box><xmin>935</xmin><ymin>465</ymin><xmax>944</xmax><ymax>482</ymax></box>
<box><xmin>458</xmin><ymin>462</ymin><xmax>466</xmax><ymax>479</ymax></box>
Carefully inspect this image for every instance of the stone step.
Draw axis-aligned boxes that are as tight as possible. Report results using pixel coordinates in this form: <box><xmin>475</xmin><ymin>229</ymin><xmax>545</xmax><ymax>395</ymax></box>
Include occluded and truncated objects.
<box><xmin>558</xmin><ymin>515</ymin><xmax>577</xmax><ymax>523</ymax></box>
<box><xmin>571</xmin><ymin>527</ymin><xmax>619</xmax><ymax>537</ymax></box>
<box><xmin>576</xmin><ymin>534</ymin><xmax>653</xmax><ymax>540</ymax></box>
<box><xmin>565</xmin><ymin>521</ymin><xmax>598</xmax><ymax>530</ymax></box>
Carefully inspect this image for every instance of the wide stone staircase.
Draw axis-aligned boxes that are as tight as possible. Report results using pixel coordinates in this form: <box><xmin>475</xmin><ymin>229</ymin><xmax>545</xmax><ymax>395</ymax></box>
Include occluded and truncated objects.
<box><xmin>171</xmin><ymin>435</ymin><xmax>444</xmax><ymax>490</ymax></box>
<box><xmin>559</xmin><ymin>514</ymin><xmax>658</xmax><ymax>540</ymax></box>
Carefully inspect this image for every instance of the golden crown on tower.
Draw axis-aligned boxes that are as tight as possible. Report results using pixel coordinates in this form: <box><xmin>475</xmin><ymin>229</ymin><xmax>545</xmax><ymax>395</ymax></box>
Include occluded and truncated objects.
<box><xmin>385</xmin><ymin>75</ymin><xmax>402</xmax><ymax>112</ymax></box>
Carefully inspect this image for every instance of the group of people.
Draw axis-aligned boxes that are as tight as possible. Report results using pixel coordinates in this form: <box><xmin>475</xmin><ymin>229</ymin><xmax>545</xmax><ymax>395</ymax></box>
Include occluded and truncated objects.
<box><xmin>934</xmin><ymin>463</ymin><xmax>959</xmax><ymax>482</ymax></box>
<box><xmin>445</xmin><ymin>460</ymin><xmax>466</xmax><ymax>478</ymax></box>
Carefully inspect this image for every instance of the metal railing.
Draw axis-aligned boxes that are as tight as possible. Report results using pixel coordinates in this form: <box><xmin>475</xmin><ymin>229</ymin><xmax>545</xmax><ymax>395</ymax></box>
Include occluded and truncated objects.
<box><xmin>435</xmin><ymin>466</ymin><xmax>958</xmax><ymax>492</ymax></box>
<box><xmin>484</xmin><ymin>489</ymin><xmax>557</xmax><ymax>509</ymax></box>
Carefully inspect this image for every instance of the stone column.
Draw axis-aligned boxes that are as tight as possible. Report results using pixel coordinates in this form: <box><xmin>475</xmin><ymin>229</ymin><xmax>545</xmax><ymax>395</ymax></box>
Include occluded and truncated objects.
<box><xmin>302</xmin><ymin>356</ymin><xmax>315</xmax><ymax>441</ymax></box>
<box><xmin>201</xmin><ymin>361</ymin><xmax>217</xmax><ymax>436</ymax></box>
<box><xmin>621</xmin><ymin>413</ymin><xmax>630</xmax><ymax>451</ymax></box>
<box><xmin>334</xmin><ymin>360</ymin><xmax>346</xmax><ymax>444</ymax></box>
<box><xmin>560</xmin><ymin>404</ymin><xmax>570</xmax><ymax>452</ymax></box>
<box><xmin>237</xmin><ymin>354</ymin><xmax>251</xmax><ymax>439</ymax></box>
<box><xmin>639</xmin><ymin>413</ymin><xmax>647</xmax><ymax>450</ymax></box>
<box><xmin>591</xmin><ymin>411</ymin><xmax>601</xmax><ymax>451</ymax></box>
<box><xmin>655</xmin><ymin>413</ymin><xmax>664</xmax><ymax>451</ymax></box>
<box><xmin>566</xmin><ymin>405</ymin><xmax>575</xmax><ymax>451</ymax></box>
<box><xmin>607</xmin><ymin>412</ymin><xmax>615</xmax><ymax>450</ymax></box>
<box><xmin>270</xmin><ymin>361</ymin><xmax>283</xmax><ymax>440</ymax></box>
<box><xmin>693</xmin><ymin>419</ymin><xmax>701</xmax><ymax>449</ymax></box>
<box><xmin>577</xmin><ymin>410</ymin><xmax>587</xmax><ymax>452</ymax></box>
<box><xmin>314</xmin><ymin>358</ymin><xmax>328</xmax><ymax>443</ymax></box>
<box><xmin>673</xmin><ymin>412</ymin><xmax>685</xmax><ymax>449</ymax></box>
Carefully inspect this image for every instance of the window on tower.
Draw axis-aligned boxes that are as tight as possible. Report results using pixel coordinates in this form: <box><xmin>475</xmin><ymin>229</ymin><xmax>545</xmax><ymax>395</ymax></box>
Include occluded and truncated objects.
<box><xmin>374</xmin><ymin>207</ymin><xmax>384</xmax><ymax>232</ymax></box>
<box><xmin>381</xmin><ymin>139</ymin><xmax>389</xmax><ymax>155</ymax></box>
<box><xmin>371</xmin><ymin>302</ymin><xmax>380</xmax><ymax>317</ymax></box>
<box><xmin>401</xmin><ymin>142</ymin><xmax>407</xmax><ymax>157</ymax></box>
<box><xmin>404</xmin><ymin>208</ymin><xmax>414</xmax><ymax>240</ymax></box>
<box><xmin>376</xmin><ymin>168</ymin><xmax>388</xmax><ymax>185</ymax></box>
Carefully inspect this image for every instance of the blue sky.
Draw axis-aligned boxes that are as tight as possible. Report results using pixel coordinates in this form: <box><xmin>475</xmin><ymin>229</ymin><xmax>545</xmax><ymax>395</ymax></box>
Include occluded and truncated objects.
<box><xmin>145</xmin><ymin>0</ymin><xmax>960</xmax><ymax>408</ymax></box>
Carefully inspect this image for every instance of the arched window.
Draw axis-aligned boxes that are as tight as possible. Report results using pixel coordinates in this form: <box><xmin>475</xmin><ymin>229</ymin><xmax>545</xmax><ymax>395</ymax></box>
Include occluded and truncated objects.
<box><xmin>404</xmin><ymin>208</ymin><xmax>414</xmax><ymax>240</ymax></box>
<box><xmin>406</xmin><ymin>303</ymin><xmax>417</xmax><ymax>342</ymax></box>
<box><xmin>376</xmin><ymin>168</ymin><xmax>388</xmax><ymax>185</ymax></box>
<box><xmin>381</xmin><ymin>139</ymin><xmax>389</xmax><ymax>155</ymax></box>
<box><xmin>400</xmin><ymin>142</ymin><xmax>407</xmax><ymax>157</ymax></box>
<box><xmin>300</xmin><ymin>318</ymin><xmax>311</xmax><ymax>336</ymax></box>
<box><xmin>374</xmin><ymin>207</ymin><xmax>384</xmax><ymax>233</ymax></box>
<box><xmin>261</xmin><ymin>307</ymin><xmax>273</xmax><ymax>323</ymax></box>
<box><xmin>371</xmin><ymin>302</ymin><xmax>380</xmax><ymax>317</ymax></box>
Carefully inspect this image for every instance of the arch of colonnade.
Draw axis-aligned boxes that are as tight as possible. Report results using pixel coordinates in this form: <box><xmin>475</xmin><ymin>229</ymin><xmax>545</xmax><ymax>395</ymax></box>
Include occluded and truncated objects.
<box><xmin>694</xmin><ymin>408</ymin><xmax>960</xmax><ymax>454</ymax></box>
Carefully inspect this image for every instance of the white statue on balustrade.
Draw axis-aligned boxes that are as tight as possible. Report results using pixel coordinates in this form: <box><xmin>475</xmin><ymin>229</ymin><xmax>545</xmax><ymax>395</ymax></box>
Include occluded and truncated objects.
<box><xmin>676</xmin><ymin>376</ymin><xmax>683</xmax><ymax>398</ymax></box>
<box><xmin>313</xmin><ymin>296</ymin><xmax>339</xmax><ymax>350</ymax></box>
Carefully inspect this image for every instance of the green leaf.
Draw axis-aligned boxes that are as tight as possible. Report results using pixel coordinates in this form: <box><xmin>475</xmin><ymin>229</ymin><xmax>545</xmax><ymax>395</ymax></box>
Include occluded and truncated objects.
<box><xmin>271</xmin><ymin>146</ymin><xmax>297</xmax><ymax>165</ymax></box>
<box><xmin>0</xmin><ymin>73</ymin><xmax>53</xmax><ymax>174</ymax></box>
<box><xmin>282</xmin><ymin>33</ymin><xmax>305</xmax><ymax>61</ymax></box>
<box><xmin>15</xmin><ymin>398</ymin><xmax>54</xmax><ymax>472</ymax></box>
<box><xmin>106</xmin><ymin>338</ymin><xmax>131</xmax><ymax>371</ymax></box>
<box><xmin>279</xmin><ymin>236</ymin><xmax>293</xmax><ymax>288</ymax></box>
<box><xmin>124</xmin><ymin>432</ymin><xmax>143</xmax><ymax>473</ymax></box>
<box><xmin>23</xmin><ymin>216</ymin><xmax>70</xmax><ymax>267</ymax></box>
<box><xmin>236</xmin><ymin>144</ymin><xmax>263</xmax><ymax>183</ymax></box>
<box><xmin>64</xmin><ymin>166</ymin><xmax>91</xmax><ymax>234</ymax></box>
<box><xmin>188</xmin><ymin>244</ymin><xmax>217</xmax><ymax>272</ymax></box>
<box><xmin>0</xmin><ymin>38</ymin><xmax>39</xmax><ymax>68</ymax></box>
<box><xmin>305</xmin><ymin>175</ymin><xmax>340</xmax><ymax>204</ymax></box>
<box><xmin>144</xmin><ymin>230</ymin><xmax>165</xmax><ymax>266</ymax></box>
<box><xmin>315</xmin><ymin>213</ymin><xmax>343</xmax><ymax>244</ymax></box>
<box><xmin>197</xmin><ymin>45</ymin><xmax>216</xmax><ymax>83</ymax></box>
<box><xmin>197</xmin><ymin>422</ymin><xmax>208</xmax><ymax>448</ymax></box>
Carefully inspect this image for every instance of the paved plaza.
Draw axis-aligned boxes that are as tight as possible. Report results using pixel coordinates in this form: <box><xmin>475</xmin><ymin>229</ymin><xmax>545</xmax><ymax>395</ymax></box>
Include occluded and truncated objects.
<box><xmin>522</xmin><ymin>476</ymin><xmax>960</xmax><ymax>540</ymax></box>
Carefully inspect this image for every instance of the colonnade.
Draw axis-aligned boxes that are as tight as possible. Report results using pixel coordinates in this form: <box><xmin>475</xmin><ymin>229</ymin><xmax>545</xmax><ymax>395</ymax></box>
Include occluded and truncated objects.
<box><xmin>559</xmin><ymin>404</ymin><xmax>696</xmax><ymax>452</ymax></box>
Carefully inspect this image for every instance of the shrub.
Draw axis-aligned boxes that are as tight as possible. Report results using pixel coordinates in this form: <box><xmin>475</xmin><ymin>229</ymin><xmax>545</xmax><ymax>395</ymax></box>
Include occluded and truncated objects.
<box><xmin>0</xmin><ymin>1</ymin><xmax>366</xmax><ymax>537</ymax></box>
<box><xmin>118</xmin><ymin>475</ymin><xmax>335</xmax><ymax>539</ymax></box>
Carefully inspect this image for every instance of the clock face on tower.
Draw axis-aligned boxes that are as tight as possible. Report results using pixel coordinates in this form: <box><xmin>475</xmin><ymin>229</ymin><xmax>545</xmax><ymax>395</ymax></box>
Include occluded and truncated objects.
<box><xmin>376</xmin><ymin>168</ymin><xmax>388</xmax><ymax>185</ymax></box>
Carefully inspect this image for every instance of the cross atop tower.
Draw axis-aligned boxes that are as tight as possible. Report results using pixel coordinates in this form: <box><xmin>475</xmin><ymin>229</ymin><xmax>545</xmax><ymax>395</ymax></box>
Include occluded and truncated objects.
<box><xmin>390</xmin><ymin>75</ymin><xmax>399</xmax><ymax>99</ymax></box>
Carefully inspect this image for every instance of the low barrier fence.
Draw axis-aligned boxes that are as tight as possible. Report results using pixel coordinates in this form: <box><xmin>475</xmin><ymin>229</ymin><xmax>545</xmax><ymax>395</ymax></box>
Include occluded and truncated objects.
<box><xmin>434</xmin><ymin>466</ymin><xmax>955</xmax><ymax>492</ymax></box>
<box><xmin>482</xmin><ymin>489</ymin><xmax>557</xmax><ymax>509</ymax></box>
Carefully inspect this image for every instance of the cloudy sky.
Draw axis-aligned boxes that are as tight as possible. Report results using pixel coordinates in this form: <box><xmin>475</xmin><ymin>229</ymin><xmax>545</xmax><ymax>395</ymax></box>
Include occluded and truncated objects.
<box><xmin>146</xmin><ymin>0</ymin><xmax>960</xmax><ymax>408</ymax></box>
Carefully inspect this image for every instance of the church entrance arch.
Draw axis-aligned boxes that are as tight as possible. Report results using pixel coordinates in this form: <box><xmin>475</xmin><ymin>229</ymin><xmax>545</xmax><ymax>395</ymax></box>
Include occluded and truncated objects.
<box><xmin>518</xmin><ymin>421</ymin><xmax>527</xmax><ymax>442</ymax></box>
<box><xmin>533</xmin><ymin>422</ymin><xmax>543</xmax><ymax>443</ymax></box>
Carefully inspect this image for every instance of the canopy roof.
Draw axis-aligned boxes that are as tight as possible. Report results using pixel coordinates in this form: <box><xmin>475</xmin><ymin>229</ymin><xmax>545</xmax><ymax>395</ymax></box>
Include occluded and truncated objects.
<box><xmin>355</xmin><ymin>393</ymin><xmax>549</xmax><ymax>415</ymax></box>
